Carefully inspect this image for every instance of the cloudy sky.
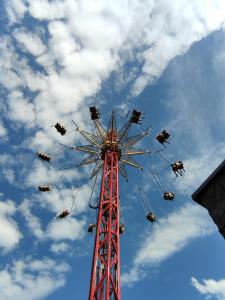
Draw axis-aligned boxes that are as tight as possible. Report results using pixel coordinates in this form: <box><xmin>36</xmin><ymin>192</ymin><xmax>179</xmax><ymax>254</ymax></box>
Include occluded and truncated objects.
<box><xmin>1</xmin><ymin>0</ymin><xmax>225</xmax><ymax>299</ymax></box>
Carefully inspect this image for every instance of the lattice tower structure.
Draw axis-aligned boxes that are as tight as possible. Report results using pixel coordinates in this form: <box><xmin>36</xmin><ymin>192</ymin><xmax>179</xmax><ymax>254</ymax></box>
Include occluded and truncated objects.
<box><xmin>89</xmin><ymin>129</ymin><xmax>120</xmax><ymax>299</ymax></box>
<box><xmin>73</xmin><ymin>110</ymin><xmax>149</xmax><ymax>300</ymax></box>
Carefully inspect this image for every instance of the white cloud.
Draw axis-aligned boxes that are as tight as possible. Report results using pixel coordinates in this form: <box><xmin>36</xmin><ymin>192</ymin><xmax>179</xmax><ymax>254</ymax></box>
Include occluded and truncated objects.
<box><xmin>28</xmin><ymin>0</ymin><xmax>68</xmax><ymax>20</ymax></box>
<box><xmin>0</xmin><ymin>35</ymin><xmax>46</xmax><ymax>94</ymax></box>
<box><xmin>121</xmin><ymin>266</ymin><xmax>146</xmax><ymax>287</ymax></box>
<box><xmin>50</xmin><ymin>242</ymin><xmax>70</xmax><ymax>254</ymax></box>
<box><xmin>0</xmin><ymin>153</ymin><xmax>29</xmax><ymax>186</ymax></box>
<box><xmin>1</xmin><ymin>2</ymin><xmax>225</xmax><ymax>296</ymax></box>
<box><xmin>14</xmin><ymin>29</ymin><xmax>47</xmax><ymax>56</ymax></box>
<box><xmin>0</xmin><ymin>199</ymin><xmax>22</xmax><ymax>253</ymax></box>
<box><xmin>130</xmin><ymin>0</ymin><xmax>225</xmax><ymax>95</ymax></box>
<box><xmin>30</xmin><ymin>131</ymin><xmax>55</xmax><ymax>151</ymax></box>
<box><xmin>2</xmin><ymin>1</ymin><xmax>225</xmax><ymax>102</ymax></box>
<box><xmin>19</xmin><ymin>0</ymin><xmax>130</xmax><ymax>134</ymax></box>
<box><xmin>19</xmin><ymin>199</ymin><xmax>45</xmax><ymax>240</ymax></box>
<box><xmin>47</xmin><ymin>217</ymin><xmax>86</xmax><ymax>241</ymax></box>
<box><xmin>163</xmin><ymin>49</ymin><xmax>225</xmax><ymax>154</ymax></box>
<box><xmin>171</xmin><ymin>143</ymin><xmax>225</xmax><ymax>196</ymax></box>
<box><xmin>157</xmin><ymin>33</ymin><xmax>225</xmax><ymax>196</ymax></box>
<box><xmin>2</xmin><ymin>169</ymin><xmax>16</xmax><ymax>184</ymax></box>
<box><xmin>0</xmin><ymin>121</ymin><xmax>8</xmax><ymax>139</ymax></box>
<box><xmin>122</xmin><ymin>203</ymin><xmax>214</xmax><ymax>286</ymax></box>
<box><xmin>26</xmin><ymin>160</ymin><xmax>63</xmax><ymax>188</ymax></box>
<box><xmin>2</xmin><ymin>0</ymin><xmax>225</xmax><ymax>143</ymax></box>
<box><xmin>27</xmin><ymin>168</ymin><xmax>91</xmax><ymax>214</ymax></box>
<box><xmin>20</xmin><ymin>198</ymin><xmax>87</xmax><ymax>242</ymax></box>
<box><xmin>0</xmin><ymin>154</ymin><xmax>17</xmax><ymax>184</ymax></box>
<box><xmin>6</xmin><ymin>0</ymin><xmax>27</xmax><ymax>24</ymax></box>
<box><xmin>0</xmin><ymin>154</ymin><xmax>15</xmax><ymax>166</ymax></box>
<box><xmin>192</xmin><ymin>277</ymin><xmax>225</xmax><ymax>300</ymax></box>
<box><xmin>0</xmin><ymin>37</ymin><xmax>24</xmax><ymax>90</ymax></box>
<box><xmin>8</xmin><ymin>91</ymin><xmax>36</xmax><ymax>126</ymax></box>
<box><xmin>0</xmin><ymin>257</ymin><xmax>69</xmax><ymax>300</ymax></box>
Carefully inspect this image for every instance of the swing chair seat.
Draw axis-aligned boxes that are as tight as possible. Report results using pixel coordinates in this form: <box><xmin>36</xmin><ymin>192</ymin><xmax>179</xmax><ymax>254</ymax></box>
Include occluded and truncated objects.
<box><xmin>55</xmin><ymin>122</ymin><xmax>67</xmax><ymax>135</ymax></box>
<box><xmin>156</xmin><ymin>130</ymin><xmax>170</xmax><ymax>144</ymax></box>
<box><xmin>119</xmin><ymin>224</ymin><xmax>125</xmax><ymax>234</ymax></box>
<box><xmin>163</xmin><ymin>192</ymin><xmax>175</xmax><ymax>201</ymax></box>
<box><xmin>88</xmin><ymin>224</ymin><xmax>96</xmax><ymax>232</ymax></box>
<box><xmin>37</xmin><ymin>152</ymin><xmax>51</xmax><ymax>162</ymax></box>
<box><xmin>146</xmin><ymin>212</ymin><xmax>156</xmax><ymax>222</ymax></box>
<box><xmin>130</xmin><ymin>110</ymin><xmax>142</xmax><ymax>124</ymax></box>
<box><xmin>89</xmin><ymin>202</ymin><xmax>99</xmax><ymax>209</ymax></box>
<box><xmin>38</xmin><ymin>186</ymin><xmax>52</xmax><ymax>192</ymax></box>
<box><xmin>171</xmin><ymin>161</ymin><xmax>184</xmax><ymax>172</ymax></box>
<box><xmin>89</xmin><ymin>106</ymin><xmax>100</xmax><ymax>120</ymax></box>
<box><xmin>59</xmin><ymin>210</ymin><xmax>70</xmax><ymax>219</ymax></box>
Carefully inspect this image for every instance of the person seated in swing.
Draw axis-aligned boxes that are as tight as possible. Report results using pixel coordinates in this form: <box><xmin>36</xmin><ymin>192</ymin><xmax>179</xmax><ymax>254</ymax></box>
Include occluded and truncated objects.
<box><xmin>163</xmin><ymin>192</ymin><xmax>175</xmax><ymax>200</ymax></box>
<box><xmin>88</xmin><ymin>224</ymin><xmax>96</xmax><ymax>233</ymax></box>
<box><xmin>171</xmin><ymin>161</ymin><xmax>185</xmax><ymax>176</ymax></box>
<box><xmin>38</xmin><ymin>185</ymin><xmax>52</xmax><ymax>192</ymax></box>
<box><xmin>55</xmin><ymin>209</ymin><xmax>70</xmax><ymax>219</ymax></box>
<box><xmin>55</xmin><ymin>122</ymin><xmax>67</xmax><ymax>135</ymax></box>
<box><xmin>156</xmin><ymin>130</ymin><xmax>170</xmax><ymax>146</ymax></box>
<box><xmin>146</xmin><ymin>212</ymin><xmax>157</xmax><ymax>222</ymax></box>
<box><xmin>119</xmin><ymin>224</ymin><xmax>125</xmax><ymax>234</ymax></box>
<box><xmin>37</xmin><ymin>152</ymin><xmax>51</xmax><ymax>162</ymax></box>
<box><xmin>89</xmin><ymin>106</ymin><xmax>100</xmax><ymax>120</ymax></box>
<box><xmin>130</xmin><ymin>110</ymin><xmax>142</xmax><ymax>124</ymax></box>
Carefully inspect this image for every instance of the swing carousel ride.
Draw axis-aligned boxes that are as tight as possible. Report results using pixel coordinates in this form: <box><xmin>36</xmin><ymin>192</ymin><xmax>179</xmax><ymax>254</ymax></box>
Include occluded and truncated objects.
<box><xmin>36</xmin><ymin>107</ymin><xmax>184</xmax><ymax>300</ymax></box>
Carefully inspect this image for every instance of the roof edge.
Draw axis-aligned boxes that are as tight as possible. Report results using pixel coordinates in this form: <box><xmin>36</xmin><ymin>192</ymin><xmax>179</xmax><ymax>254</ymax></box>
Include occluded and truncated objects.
<box><xmin>192</xmin><ymin>159</ymin><xmax>225</xmax><ymax>201</ymax></box>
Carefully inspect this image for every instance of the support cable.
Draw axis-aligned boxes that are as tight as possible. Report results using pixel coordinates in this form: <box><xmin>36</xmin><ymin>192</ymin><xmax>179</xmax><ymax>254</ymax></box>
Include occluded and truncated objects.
<box><xmin>151</xmin><ymin>173</ymin><xmax>165</xmax><ymax>195</ymax></box>
<box><xmin>89</xmin><ymin>174</ymin><xmax>99</xmax><ymax>209</ymax></box>
<box><xmin>70</xmin><ymin>185</ymin><xmax>80</xmax><ymax>212</ymax></box>
<box><xmin>119</xmin><ymin>196</ymin><xmax>124</xmax><ymax>225</ymax></box>
<box><xmin>138</xmin><ymin>188</ymin><xmax>151</xmax><ymax>215</ymax></box>
<box><xmin>155</xmin><ymin>149</ymin><xmax>172</xmax><ymax>165</ymax></box>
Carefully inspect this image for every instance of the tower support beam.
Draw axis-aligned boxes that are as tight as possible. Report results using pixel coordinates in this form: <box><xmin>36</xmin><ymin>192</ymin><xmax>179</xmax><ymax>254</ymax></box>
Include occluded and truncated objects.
<box><xmin>89</xmin><ymin>150</ymin><xmax>120</xmax><ymax>300</ymax></box>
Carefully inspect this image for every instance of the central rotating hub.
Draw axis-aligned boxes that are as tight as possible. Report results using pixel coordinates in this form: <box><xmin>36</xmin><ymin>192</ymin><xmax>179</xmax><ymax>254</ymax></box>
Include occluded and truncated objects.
<box><xmin>101</xmin><ymin>130</ymin><xmax>122</xmax><ymax>160</ymax></box>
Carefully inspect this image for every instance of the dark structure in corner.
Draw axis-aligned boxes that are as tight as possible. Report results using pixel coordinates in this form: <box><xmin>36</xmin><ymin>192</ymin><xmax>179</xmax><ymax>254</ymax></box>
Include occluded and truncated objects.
<box><xmin>192</xmin><ymin>159</ymin><xmax>225</xmax><ymax>239</ymax></box>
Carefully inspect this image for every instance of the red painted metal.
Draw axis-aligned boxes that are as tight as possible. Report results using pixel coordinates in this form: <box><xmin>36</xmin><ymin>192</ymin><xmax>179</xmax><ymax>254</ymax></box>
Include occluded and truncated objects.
<box><xmin>89</xmin><ymin>149</ymin><xmax>120</xmax><ymax>300</ymax></box>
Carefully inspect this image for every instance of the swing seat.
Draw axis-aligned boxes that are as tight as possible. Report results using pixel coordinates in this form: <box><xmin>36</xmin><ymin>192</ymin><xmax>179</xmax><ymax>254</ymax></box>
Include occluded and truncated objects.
<box><xmin>38</xmin><ymin>186</ymin><xmax>52</xmax><ymax>192</ymax></box>
<box><xmin>37</xmin><ymin>152</ymin><xmax>51</xmax><ymax>162</ymax></box>
<box><xmin>88</xmin><ymin>224</ymin><xmax>96</xmax><ymax>232</ymax></box>
<box><xmin>163</xmin><ymin>192</ymin><xmax>175</xmax><ymax>201</ymax></box>
<box><xmin>119</xmin><ymin>224</ymin><xmax>125</xmax><ymax>234</ymax></box>
<box><xmin>89</xmin><ymin>106</ymin><xmax>100</xmax><ymax>120</ymax></box>
<box><xmin>130</xmin><ymin>110</ymin><xmax>142</xmax><ymax>124</ymax></box>
<box><xmin>55</xmin><ymin>122</ymin><xmax>67</xmax><ymax>135</ymax></box>
<box><xmin>59</xmin><ymin>210</ymin><xmax>70</xmax><ymax>219</ymax></box>
<box><xmin>89</xmin><ymin>201</ymin><xmax>99</xmax><ymax>209</ymax></box>
<box><xmin>156</xmin><ymin>130</ymin><xmax>170</xmax><ymax>144</ymax></box>
<box><xmin>171</xmin><ymin>161</ymin><xmax>184</xmax><ymax>172</ymax></box>
<box><xmin>146</xmin><ymin>212</ymin><xmax>156</xmax><ymax>222</ymax></box>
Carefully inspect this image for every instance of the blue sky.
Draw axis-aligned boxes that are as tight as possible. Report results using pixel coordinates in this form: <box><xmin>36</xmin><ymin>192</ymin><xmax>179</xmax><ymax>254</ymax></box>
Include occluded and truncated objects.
<box><xmin>1</xmin><ymin>1</ymin><xmax>225</xmax><ymax>300</ymax></box>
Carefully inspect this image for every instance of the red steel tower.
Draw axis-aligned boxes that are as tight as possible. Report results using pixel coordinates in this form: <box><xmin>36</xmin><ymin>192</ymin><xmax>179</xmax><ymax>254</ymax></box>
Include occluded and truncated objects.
<box><xmin>89</xmin><ymin>118</ymin><xmax>121</xmax><ymax>300</ymax></box>
<box><xmin>74</xmin><ymin>108</ymin><xmax>150</xmax><ymax>300</ymax></box>
<box><xmin>89</xmin><ymin>150</ymin><xmax>120</xmax><ymax>299</ymax></box>
<box><xmin>38</xmin><ymin>107</ymin><xmax>180</xmax><ymax>299</ymax></box>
